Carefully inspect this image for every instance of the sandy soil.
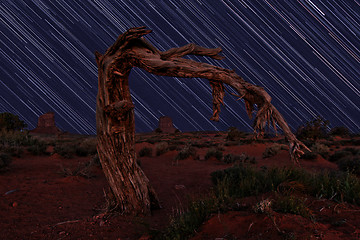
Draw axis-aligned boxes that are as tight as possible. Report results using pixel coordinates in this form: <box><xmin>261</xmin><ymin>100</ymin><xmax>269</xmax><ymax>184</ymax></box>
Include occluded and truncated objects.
<box><xmin>1</xmin><ymin>132</ymin><xmax>359</xmax><ymax>239</ymax></box>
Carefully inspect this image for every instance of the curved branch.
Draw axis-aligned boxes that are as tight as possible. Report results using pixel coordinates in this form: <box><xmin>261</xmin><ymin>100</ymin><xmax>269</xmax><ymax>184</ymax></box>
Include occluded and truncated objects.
<box><xmin>124</xmin><ymin>35</ymin><xmax>309</xmax><ymax>161</ymax></box>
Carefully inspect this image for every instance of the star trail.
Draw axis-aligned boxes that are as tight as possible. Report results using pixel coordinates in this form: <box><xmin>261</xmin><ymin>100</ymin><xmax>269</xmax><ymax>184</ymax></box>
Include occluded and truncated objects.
<box><xmin>0</xmin><ymin>0</ymin><xmax>359</xmax><ymax>134</ymax></box>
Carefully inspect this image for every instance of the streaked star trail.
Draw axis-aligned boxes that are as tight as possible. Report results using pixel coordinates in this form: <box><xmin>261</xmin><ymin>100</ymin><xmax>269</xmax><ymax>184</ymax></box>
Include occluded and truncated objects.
<box><xmin>0</xmin><ymin>0</ymin><xmax>359</xmax><ymax>134</ymax></box>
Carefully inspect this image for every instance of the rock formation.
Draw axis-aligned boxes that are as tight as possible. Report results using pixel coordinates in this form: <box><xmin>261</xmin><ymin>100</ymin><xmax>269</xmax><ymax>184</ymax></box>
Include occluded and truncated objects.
<box><xmin>30</xmin><ymin>112</ymin><xmax>62</xmax><ymax>134</ymax></box>
<box><xmin>157</xmin><ymin>116</ymin><xmax>177</xmax><ymax>133</ymax></box>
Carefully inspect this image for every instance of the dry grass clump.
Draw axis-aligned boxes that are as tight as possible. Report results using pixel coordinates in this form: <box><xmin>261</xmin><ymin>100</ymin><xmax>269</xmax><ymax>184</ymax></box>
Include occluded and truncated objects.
<box><xmin>54</xmin><ymin>137</ymin><xmax>97</xmax><ymax>158</ymax></box>
<box><xmin>205</xmin><ymin>147</ymin><xmax>223</xmax><ymax>161</ymax></box>
<box><xmin>174</xmin><ymin>144</ymin><xmax>197</xmax><ymax>163</ymax></box>
<box><xmin>138</xmin><ymin>147</ymin><xmax>153</xmax><ymax>157</ymax></box>
<box><xmin>155</xmin><ymin>142</ymin><xmax>169</xmax><ymax>156</ymax></box>
<box><xmin>262</xmin><ymin>143</ymin><xmax>286</xmax><ymax>158</ymax></box>
<box><xmin>223</xmin><ymin>153</ymin><xmax>255</xmax><ymax>164</ymax></box>
<box><xmin>58</xmin><ymin>158</ymin><xmax>97</xmax><ymax>178</ymax></box>
<box><xmin>310</xmin><ymin>142</ymin><xmax>330</xmax><ymax>159</ymax></box>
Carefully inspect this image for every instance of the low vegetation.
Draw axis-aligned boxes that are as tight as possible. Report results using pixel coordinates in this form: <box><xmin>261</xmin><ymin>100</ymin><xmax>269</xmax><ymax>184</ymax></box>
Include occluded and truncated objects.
<box><xmin>174</xmin><ymin>144</ymin><xmax>197</xmax><ymax>161</ymax></box>
<box><xmin>58</xmin><ymin>158</ymin><xmax>97</xmax><ymax>178</ymax></box>
<box><xmin>54</xmin><ymin>137</ymin><xmax>97</xmax><ymax>158</ymax></box>
<box><xmin>138</xmin><ymin>147</ymin><xmax>153</xmax><ymax>157</ymax></box>
<box><xmin>159</xmin><ymin>165</ymin><xmax>360</xmax><ymax>239</ymax></box>
<box><xmin>204</xmin><ymin>147</ymin><xmax>223</xmax><ymax>161</ymax></box>
<box><xmin>329</xmin><ymin>148</ymin><xmax>360</xmax><ymax>175</ymax></box>
<box><xmin>262</xmin><ymin>143</ymin><xmax>285</xmax><ymax>158</ymax></box>
<box><xmin>155</xmin><ymin>142</ymin><xmax>169</xmax><ymax>156</ymax></box>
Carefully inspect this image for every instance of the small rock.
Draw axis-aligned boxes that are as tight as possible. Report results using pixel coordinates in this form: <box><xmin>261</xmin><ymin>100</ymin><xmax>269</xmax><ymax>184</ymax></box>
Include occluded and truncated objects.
<box><xmin>175</xmin><ymin>185</ymin><xmax>185</xmax><ymax>190</ymax></box>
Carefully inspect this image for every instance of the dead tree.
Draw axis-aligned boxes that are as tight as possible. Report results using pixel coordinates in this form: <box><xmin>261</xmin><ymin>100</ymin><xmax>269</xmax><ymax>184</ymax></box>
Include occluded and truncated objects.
<box><xmin>95</xmin><ymin>26</ymin><xmax>309</xmax><ymax>215</ymax></box>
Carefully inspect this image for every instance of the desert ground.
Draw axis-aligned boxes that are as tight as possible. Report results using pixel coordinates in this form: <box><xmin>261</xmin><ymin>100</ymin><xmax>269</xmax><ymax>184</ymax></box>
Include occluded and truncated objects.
<box><xmin>1</xmin><ymin>130</ymin><xmax>360</xmax><ymax>239</ymax></box>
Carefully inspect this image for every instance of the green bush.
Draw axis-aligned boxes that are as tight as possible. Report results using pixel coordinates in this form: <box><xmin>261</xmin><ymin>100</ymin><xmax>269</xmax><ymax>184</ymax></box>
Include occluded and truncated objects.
<box><xmin>155</xmin><ymin>142</ymin><xmax>169</xmax><ymax>156</ymax></box>
<box><xmin>204</xmin><ymin>147</ymin><xmax>223</xmax><ymax>161</ymax></box>
<box><xmin>138</xmin><ymin>147</ymin><xmax>153</xmax><ymax>157</ymax></box>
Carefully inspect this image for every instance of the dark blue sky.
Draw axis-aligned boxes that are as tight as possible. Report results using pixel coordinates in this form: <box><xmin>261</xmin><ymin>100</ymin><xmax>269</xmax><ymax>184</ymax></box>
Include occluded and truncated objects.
<box><xmin>1</xmin><ymin>0</ymin><xmax>359</xmax><ymax>134</ymax></box>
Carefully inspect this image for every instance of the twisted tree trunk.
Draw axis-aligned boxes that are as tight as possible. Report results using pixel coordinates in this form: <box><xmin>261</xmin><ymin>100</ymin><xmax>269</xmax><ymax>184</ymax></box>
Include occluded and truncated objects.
<box><xmin>95</xmin><ymin>26</ymin><xmax>308</xmax><ymax>215</ymax></box>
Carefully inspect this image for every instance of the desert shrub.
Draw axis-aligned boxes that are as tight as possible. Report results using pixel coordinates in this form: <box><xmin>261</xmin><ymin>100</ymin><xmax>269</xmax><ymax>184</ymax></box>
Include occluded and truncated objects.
<box><xmin>0</xmin><ymin>153</ymin><xmax>12</xmax><ymax>170</ymax></box>
<box><xmin>138</xmin><ymin>147</ymin><xmax>153</xmax><ymax>157</ymax></box>
<box><xmin>161</xmin><ymin>197</ymin><xmax>216</xmax><ymax>240</ymax></box>
<box><xmin>329</xmin><ymin>150</ymin><xmax>352</xmax><ymax>162</ymax></box>
<box><xmin>58</xmin><ymin>160</ymin><xmax>95</xmax><ymax>178</ymax></box>
<box><xmin>75</xmin><ymin>138</ymin><xmax>97</xmax><ymax>156</ymax></box>
<box><xmin>155</xmin><ymin>142</ymin><xmax>169</xmax><ymax>156</ymax></box>
<box><xmin>211</xmin><ymin>165</ymin><xmax>360</xmax><ymax>205</ymax></box>
<box><xmin>0</xmin><ymin>129</ymin><xmax>33</xmax><ymax>146</ymax></box>
<box><xmin>204</xmin><ymin>147</ymin><xmax>223</xmax><ymax>161</ymax></box>
<box><xmin>337</xmin><ymin>156</ymin><xmax>360</xmax><ymax>175</ymax></box>
<box><xmin>54</xmin><ymin>142</ymin><xmax>76</xmax><ymax>158</ymax></box>
<box><xmin>54</xmin><ymin>138</ymin><xmax>97</xmax><ymax>158</ymax></box>
<box><xmin>223</xmin><ymin>153</ymin><xmax>255</xmax><ymax>164</ymax></box>
<box><xmin>0</xmin><ymin>145</ymin><xmax>23</xmax><ymax>157</ymax></box>
<box><xmin>174</xmin><ymin>144</ymin><xmax>197</xmax><ymax>161</ymax></box>
<box><xmin>343</xmin><ymin>147</ymin><xmax>360</xmax><ymax>155</ymax></box>
<box><xmin>272</xmin><ymin>195</ymin><xmax>312</xmax><ymax>219</ymax></box>
<box><xmin>310</xmin><ymin>143</ymin><xmax>330</xmax><ymax>159</ymax></box>
<box><xmin>330</xmin><ymin>126</ymin><xmax>350</xmax><ymax>137</ymax></box>
<box><xmin>154</xmin><ymin>128</ymin><xmax>162</xmax><ymax>133</ymax></box>
<box><xmin>161</xmin><ymin>165</ymin><xmax>360</xmax><ymax>240</ymax></box>
<box><xmin>223</xmin><ymin>153</ymin><xmax>242</xmax><ymax>164</ymax></box>
<box><xmin>262</xmin><ymin>144</ymin><xmax>283</xmax><ymax>158</ymax></box>
<box><xmin>300</xmin><ymin>151</ymin><xmax>318</xmax><ymax>161</ymax></box>
<box><xmin>27</xmin><ymin>140</ymin><xmax>48</xmax><ymax>155</ymax></box>
<box><xmin>0</xmin><ymin>112</ymin><xmax>27</xmax><ymax>131</ymax></box>
<box><xmin>296</xmin><ymin>116</ymin><xmax>329</xmax><ymax>140</ymax></box>
<box><xmin>226</xmin><ymin>127</ymin><xmax>246</xmax><ymax>141</ymax></box>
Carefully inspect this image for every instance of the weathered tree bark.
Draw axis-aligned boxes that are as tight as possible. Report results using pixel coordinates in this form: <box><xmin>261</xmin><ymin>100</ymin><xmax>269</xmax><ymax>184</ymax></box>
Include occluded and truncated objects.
<box><xmin>95</xmin><ymin>26</ymin><xmax>309</xmax><ymax>215</ymax></box>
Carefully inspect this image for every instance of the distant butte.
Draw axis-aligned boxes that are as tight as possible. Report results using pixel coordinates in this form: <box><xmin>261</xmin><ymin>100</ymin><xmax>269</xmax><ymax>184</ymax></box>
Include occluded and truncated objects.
<box><xmin>30</xmin><ymin>112</ymin><xmax>62</xmax><ymax>135</ymax></box>
<box><xmin>157</xmin><ymin>116</ymin><xmax>177</xmax><ymax>133</ymax></box>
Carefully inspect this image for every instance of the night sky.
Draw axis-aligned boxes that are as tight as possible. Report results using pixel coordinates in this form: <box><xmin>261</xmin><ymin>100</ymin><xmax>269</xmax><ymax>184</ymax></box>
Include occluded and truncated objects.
<box><xmin>1</xmin><ymin>0</ymin><xmax>359</xmax><ymax>134</ymax></box>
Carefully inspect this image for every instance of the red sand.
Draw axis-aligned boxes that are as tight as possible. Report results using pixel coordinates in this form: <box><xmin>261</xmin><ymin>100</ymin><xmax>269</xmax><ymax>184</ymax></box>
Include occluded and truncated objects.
<box><xmin>1</xmin><ymin>134</ymin><xmax>359</xmax><ymax>239</ymax></box>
